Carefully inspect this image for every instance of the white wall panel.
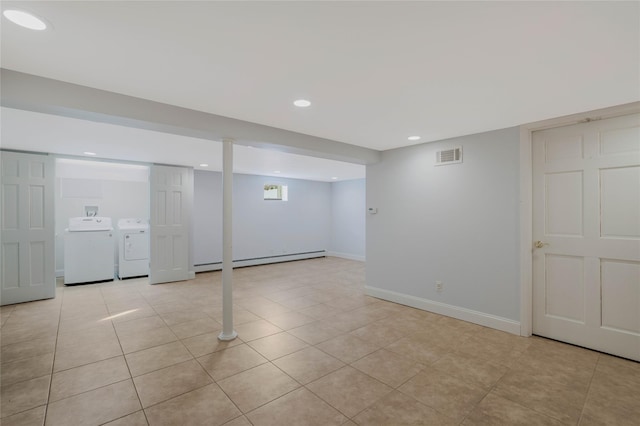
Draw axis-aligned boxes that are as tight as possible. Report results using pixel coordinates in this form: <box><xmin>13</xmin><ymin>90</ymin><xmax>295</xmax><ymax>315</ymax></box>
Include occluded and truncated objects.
<box><xmin>545</xmin><ymin>171</ymin><xmax>583</xmax><ymax>236</ymax></box>
<box><xmin>545</xmin><ymin>254</ymin><xmax>585</xmax><ymax>322</ymax></box>
<box><xmin>601</xmin><ymin>166</ymin><xmax>640</xmax><ymax>238</ymax></box>
<box><xmin>602</xmin><ymin>259</ymin><xmax>640</xmax><ymax>334</ymax></box>
<box><xmin>29</xmin><ymin>185</ymin><xmax>45</xmax><ymax>229</ymax></box>
<box><xmin>600</xmin><ymin>126</ymin><xmax>640</xmax><ymax>155</ymax></box>
<box><xmin>3</xmin><ymin>184</ymin><xmax>19</xmax><ymax>230</ymax></box>
<box><xmin>545</xmin><ymin>134</ymin><xmax>583</xmax><ymax>162</ymax></box>
<box><xmin>29</xmin><ymin>241</ymin><xmax>46</xmax><ymax>286</ymax></box>
<box><xmin>2</xmin><ymin>242</ymin><xmax>19</xmax><ymax>289</ymax></box>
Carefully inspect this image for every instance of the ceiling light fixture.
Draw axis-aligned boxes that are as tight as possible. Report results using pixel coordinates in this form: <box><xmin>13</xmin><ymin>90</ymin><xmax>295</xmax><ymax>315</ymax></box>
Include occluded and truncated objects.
<box><xmin>408</xmin><ymin>136</ymin><xmax>421</xmax><ymax>141</ymax></box>
<box><xmin>3</xmin><ymin>9</ymin><xmax>47</xmax><ymax>30</ymax></box>
<box><xmin>83</xmin><ymin>151</ymin><xmax>97</xmax><ymax>156</ymax></box>
<box><xmin>199</xmin><ymin>163</ymin><xmax>209</xmax><ymax>167</ymax></box>
<box><xmin>331</xmin><ymin>177</ymin><xmax>338</xmax><ymax>180</ymax></box>
<box><xmin>293</xmin><ymin>99</ymin><xmax>311</xmax><ymax>108</ymax></box>
<box><xmin>273</xmin><ymin>170</ymin><xmax>281</xmax><ymax>174</ymax></box>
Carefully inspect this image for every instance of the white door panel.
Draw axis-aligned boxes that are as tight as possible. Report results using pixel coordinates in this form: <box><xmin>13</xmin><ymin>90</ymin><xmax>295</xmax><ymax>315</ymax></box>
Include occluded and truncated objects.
<box><xmin>149</xmin><ymin>165</ymin><xmax>191</xmax><ymax>284</ymax></box>
<box><xmin>533</xmin><ymin>113</ymin><xmax>640</xmax><ymax>361</ymax></box>
<box><xmin>1</xmin><ymin>151</ymin><xmax>55</xmax><ymax>305</ymax></box>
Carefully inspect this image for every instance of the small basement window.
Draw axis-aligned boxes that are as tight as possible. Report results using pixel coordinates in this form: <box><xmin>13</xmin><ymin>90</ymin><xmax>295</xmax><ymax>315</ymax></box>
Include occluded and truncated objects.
<box><xmin>264</xmin><ymin>184</ymin><xmax>288</xmax><ymax>201</ymax></box>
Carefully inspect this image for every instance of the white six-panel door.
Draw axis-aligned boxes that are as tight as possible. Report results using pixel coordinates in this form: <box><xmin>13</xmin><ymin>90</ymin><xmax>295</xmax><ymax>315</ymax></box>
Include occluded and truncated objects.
<box><xmin>532</xmin><ymin>113</ymin><xmax>640</xmax><ymax>361</ymax></box>
<box><xmin>1</xmin><ymin>151</ymin><xmax>55</xmax><ymax>305</ymax></box>
<box><xmin>149</xmin><ymin>165</ymin><xmax>191</xmax><ymax>284</ymax></box>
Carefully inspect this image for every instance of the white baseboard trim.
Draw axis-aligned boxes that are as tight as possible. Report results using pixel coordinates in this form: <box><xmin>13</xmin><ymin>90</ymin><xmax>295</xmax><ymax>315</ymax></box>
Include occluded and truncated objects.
<box><xmin>327</xmin><ymin>251</ymin><xmax>365</xmax><ymax>262</ymax></box>
<box><xmin>56</xmin><ymin>269</ymin><xmax>64</xmax><ymax>278</ymax></box>
<box><xmin>365</xmin><ymin>285</ymin><xmax>521</xmax><ymax>335</ymax></box>
<box><xmin>194</xmin><ymin>251</ymin><xmax>327</xmax><ymax>273</ymax></box>
<box><xmin>188</xmin><ymin>271</ymin><xmax>196</xmax><ymax>279</ymax></box>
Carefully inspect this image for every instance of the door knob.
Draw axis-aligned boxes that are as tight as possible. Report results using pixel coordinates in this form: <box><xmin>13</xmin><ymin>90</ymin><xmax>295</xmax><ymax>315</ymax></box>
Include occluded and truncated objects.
<box><xmin>534</xmin><ymin>241</ymin><xmax>549</xmax><ymax>249</ymax></box>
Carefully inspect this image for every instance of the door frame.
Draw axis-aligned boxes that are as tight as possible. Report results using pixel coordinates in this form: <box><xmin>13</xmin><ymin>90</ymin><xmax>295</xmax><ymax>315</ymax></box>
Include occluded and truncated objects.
<box><xmin>519</xmin><ymin>101</ymin><xmax>640</xmax><ymax>337</ymax></box>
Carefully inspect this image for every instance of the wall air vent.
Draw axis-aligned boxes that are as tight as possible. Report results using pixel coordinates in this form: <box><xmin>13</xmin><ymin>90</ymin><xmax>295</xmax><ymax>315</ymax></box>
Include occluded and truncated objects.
<box><xmin>435</xmin><ymin>147</ymin><xmax>462</xmax><ymax>166</ymax></box>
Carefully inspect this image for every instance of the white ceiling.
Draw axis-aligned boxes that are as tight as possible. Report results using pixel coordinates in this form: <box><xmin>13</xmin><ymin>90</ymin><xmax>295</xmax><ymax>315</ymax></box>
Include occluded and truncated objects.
<box><xmin>1</xmin><ymin>1</ymin><xmax>638</xmax><ymax>176</ymax></box>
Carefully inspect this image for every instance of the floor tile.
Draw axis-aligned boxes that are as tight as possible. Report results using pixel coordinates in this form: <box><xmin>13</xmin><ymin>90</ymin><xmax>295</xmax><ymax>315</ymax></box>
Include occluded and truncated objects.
<box><xmin>316</xmin><ymin>333</ymin><xmax>379</xmax><ymax>363</ymax></box>
<box><xmin>181</xmin><ymin>331</ymin><xmax>242</xmax><ymax>358</ymax></box>
<box><xmin>0</xmin><ymin>353</ymin><xmax>54</xmax><ymax>386</ymax></box>
<box><xmin>197</xmin><ymin>344</ymin><xmax>268</xmax><ymax>381</ymax></box>
<box><xmin>349</xmin><ymin>323</ymin><xmax>406</xmax><ymax>347</ymax></box>
<box><xmin>0</xmin><ymin>337</ymin><xmax>56</xmax><ymax>364</ymax></box>
<box><xmin>234</xmin><ymin>320</ymin><xmax>282</xmax><ymax>342</ymax></box>
<box><xmin>579</xmin><ymin>369</ymin><xmax>640</xmax><ymax>425</ymax></box>
<box><xmin>353</xmin><ymin>390</ymin><xmax>457</xmax><ymax>426</ymax></box>
<box><xmin>306</xmin><ymin>366</ymin><xmax>393</xmax><ymax>418</ymax></box>
<box><xmin>222</xmin><ymin>416</ymin><xmax>252</xmax><ymax>426</ymax></box>
<box><xmin>246</xmin><ymin>387</ymin><xmax>346</xmax><ymax>426</ymax></box>
<box><xmin>262</xmin><ymin>311</ymin><xmax>316</xmax><ymax>330</ymax></box>
<box><xmin>53</xmin><ymin>336</ymin><xmax>123</xmax><ymax>372</ymax></box>
<box><xmin>297</xmin><ymin>304</ymin><xmax>342</xmax><ymax>320</ymax></box>
<box><xmin>0</xmin><ymin>405</ymin><xmax>46</xmax><ymax>426</ymax></box>
<box><xmin>398</xmin><ymin>367</ymin><xmax>488</xmax><ymax>422</ymax></box>
<box><xmin>144</xmin><ymin>383</ymin><xmax>240</xmax><ymax>426</ymax></box>
<box><xmin>125</xmin><ymin>341</ymin><xmax>193</xmax><ymax>377</ymax></box>
<box><xmin>493</xmin><ymin>369</ymin><xmax>588</xmax><ymax>424</ymax></box>
<box><xmin>110</xmin><ymin>307</ymin><xmax>158</xmax><ymax>324</ymax></box>
<box><xmin>102</xmin><ymin>410</ymin><xmax>148</xmax><ymax>426</ymax></box>
<box><xmin>159</xmin><ymin>309</ymin><xmax>209</xmax><ymax>326</ymax></box>
<box><xmin>50</xmin><ymin>356</ymin><xmax>130</xmax><ymax>402</ymax></box>
<box><xmin>1</xmin><ymin>375</ymin><xmax>51</xmax><ymax>418</ymax></box>
<box><xmin>45</xmin><ymin>379</ymin><xmax>141</xmax><ymax>425</ymax></box>
<box><xmin>1</xmin><ymin>259</ymin><xmax>638</xmax><ymax>426</ymax></box>
<box><xmin>118</xmin><ymin>326</ymin><xmax>178</xmax><ymax>354</ymax></box>
<box><xmin>169</xmin><ymin>317</ymin><xmax>221</xmax><ymax>339</ymax></box>
<box><xmin>351</xmin><ymin>348</ymin><xmax>424</xmax><ymax>388</ymax></box>
<box><xmin>273</xmin><ymin>346</ymin><xmax>345</xmax><ymax>385</ymax></box>
<box><xmin>55</xmin><ymin>322</ymin><xmax>116</xmax><ymax>350</ymax></box>
<box><xmin>462</xmin><ymin>392</ymin><xmax>564</xmax><ymax>425</ymax></box>
<box><xmin>247</xmin><ymin>332</ymin><xmax>308</xmax><ymax>360</ymax></box>
<box><xmin>432</xmin><ymin>351</ymin><xmax>509</xmax><ymax>389</ymax></box>
<box><xmin>287</xmin><ymin>321</ymin><xmax>343</xmax><ymax>345</ymax></box>
<box><xmin>217</xmin><ymin>363</ymin><xmax>300</xmax><ymax>413</ymax></box>
<box><xmin>113</xmin><ymin>315</ymin><xmax>166</xmax><ymax>336</ymax></box>
<box><xmin>385</xmin><ymin>336</ymin><xmax>451</xmax><ymax>365</ymax></box>
<box><xmin>133</xmin><ymin>359</ymin><xmax>213</xmax><ymax>408</ymax></box>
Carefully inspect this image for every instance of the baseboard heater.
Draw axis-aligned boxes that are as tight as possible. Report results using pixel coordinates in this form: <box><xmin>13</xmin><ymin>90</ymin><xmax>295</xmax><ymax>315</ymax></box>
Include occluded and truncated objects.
<box><xmin>193</xmin><ymin>250</ymin><xmax>326</xmax><ymax>273</ymax></box>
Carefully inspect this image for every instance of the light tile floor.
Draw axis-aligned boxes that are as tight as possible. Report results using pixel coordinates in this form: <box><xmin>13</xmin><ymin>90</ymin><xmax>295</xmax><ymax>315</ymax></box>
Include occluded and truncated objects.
<box><xmin>1</xmin><ymin>257</ymin><xmax>639</xmax><ymax>425</ymax></box>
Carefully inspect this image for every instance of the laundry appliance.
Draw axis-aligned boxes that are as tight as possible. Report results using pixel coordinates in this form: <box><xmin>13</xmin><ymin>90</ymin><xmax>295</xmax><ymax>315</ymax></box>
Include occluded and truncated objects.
<box><xmin>64</xmin><ymin>217</ymin><xmax>115</xmax><ymax>285</ymax></box>
<box><xmin>117</xmin><ymin>218</ymin><xmax>149</xmax><ymax>279</ymax></box>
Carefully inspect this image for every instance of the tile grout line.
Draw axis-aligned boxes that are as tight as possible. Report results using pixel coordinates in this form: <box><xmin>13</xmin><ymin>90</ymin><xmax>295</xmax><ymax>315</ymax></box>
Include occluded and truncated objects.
<box><xmin>101</xmin><ymin>284</ymin><xmax>150</xmax><ymax>426</ymax></box>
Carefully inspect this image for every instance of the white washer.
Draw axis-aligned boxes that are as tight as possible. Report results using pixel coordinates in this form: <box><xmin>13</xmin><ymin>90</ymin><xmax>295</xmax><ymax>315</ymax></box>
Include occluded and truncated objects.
<box><xmin>117</xmin><ymin>218</ymin><xmax>149</xmax><ymax>279</ymax></box>
<box><xmin>64</xmin><ymin>217</ymin><xmax>115</xmax><ymax>285</ymax></box>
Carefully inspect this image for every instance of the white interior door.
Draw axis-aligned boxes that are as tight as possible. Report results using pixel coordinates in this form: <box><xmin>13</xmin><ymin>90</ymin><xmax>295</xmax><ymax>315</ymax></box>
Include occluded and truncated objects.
<box><xmin>532</xmin><ymin>113</ymin><xmax>640</xmax><ymax>361</ymax></box>
<box><xmin>1</xmin><ymin>151</ymin><xmax>55</xmax><ymax>305</ymax></box>
<box><xmin>149</xmin><ymin>165</ymin><xmax>191</xmax><ymax>284</ymax></box>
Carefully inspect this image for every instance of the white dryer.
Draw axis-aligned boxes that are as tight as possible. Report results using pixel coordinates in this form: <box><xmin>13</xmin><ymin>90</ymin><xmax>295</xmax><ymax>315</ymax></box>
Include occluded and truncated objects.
<box><xmin>117</xmin><ymin>218</ymin><xmax>149</xmax><ymax>279</ymax></box>
<box><xmin>64</xmin><ymin>217</ymin><xmax>115</xmax><ymax>285</ymax></box>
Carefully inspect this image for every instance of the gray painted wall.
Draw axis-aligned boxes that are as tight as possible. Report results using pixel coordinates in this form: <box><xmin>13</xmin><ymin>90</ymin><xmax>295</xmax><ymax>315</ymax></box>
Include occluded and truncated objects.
<box><xmin>330</xmin><ymin>179</ymin><xmax>366</xmax><ymax>260</ymax></box>
<box><xmin>193</xmin><ymin>171</ymin><xmax>333</xmax><ymax>265</ymax></box>
<box><xmin>366</xmin><ymin>127</ymin><xmax>520</xmax><ymax>321</ymax></box>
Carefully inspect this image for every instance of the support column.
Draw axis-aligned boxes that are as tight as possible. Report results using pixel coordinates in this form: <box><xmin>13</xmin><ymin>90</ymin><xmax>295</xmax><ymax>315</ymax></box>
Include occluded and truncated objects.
<box><xmin>218</xmin><ymin>138</ymin><xmax>237</xmax><ymax>341</ymax></box>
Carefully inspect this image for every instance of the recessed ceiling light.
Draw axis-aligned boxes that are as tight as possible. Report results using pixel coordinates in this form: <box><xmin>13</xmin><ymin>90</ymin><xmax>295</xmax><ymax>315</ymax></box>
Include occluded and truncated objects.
<box><xmin>331</xmin><ymin>177</ymin><xmax>338</xmax><ymax>180</ymax></box>
<box><xmin>273</xmin><ymin>170</ymin><xmax>281</xmax><ymax>174</ymax></box>
<box><xmin>199</xmin><ymin>163</ymin><xmax>209</xmax><ymax>167</ymax></box>
<box><xmin>83</xmin><ymin>151</ymin><xmax>97</xmax><ymax>156</ymax></box>
<box><xmin>3</xmin><ymin>9</ymin><xmax>47</xmax><ymax>31</ymax></box>
<box><xmin>408</xmin><ymin>136</ymin><xmax>421</xmax><ymax>141</ymax></box>
<box><xmin>293</xmin><ymin>99</ymin><xmax>311</xmax><ymax>108</ymax></box>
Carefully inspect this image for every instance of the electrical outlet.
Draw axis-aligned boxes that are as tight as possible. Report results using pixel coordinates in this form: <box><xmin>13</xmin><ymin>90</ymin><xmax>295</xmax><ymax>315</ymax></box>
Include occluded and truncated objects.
<box><xmin>436</xmin><ymin>281</ymin><xmax>443</xmax><ymax>292</ymax></box>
